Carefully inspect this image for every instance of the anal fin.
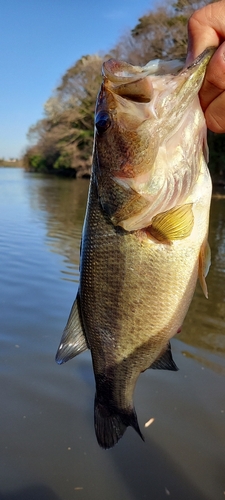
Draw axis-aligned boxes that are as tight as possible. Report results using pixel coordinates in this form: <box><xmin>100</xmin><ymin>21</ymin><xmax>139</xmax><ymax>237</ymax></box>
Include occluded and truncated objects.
<box><xmin>150</xmin><ymin>342</ymin><xmax>178</xmax><ymax>371</ymax></box>
<box><xmin>55</xmin><ymin>292</ymin><xmax>88</xmax><ymax>364</ymax></box>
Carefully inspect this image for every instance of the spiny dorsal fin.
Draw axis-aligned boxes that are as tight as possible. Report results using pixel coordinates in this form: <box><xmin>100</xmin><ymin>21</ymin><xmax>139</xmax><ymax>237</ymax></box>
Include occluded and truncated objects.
<box><xmin>150</xmin><ymin>342</ymin><xmax>178</xmax><ymax>371</ymax></box>
<box><xmin>55</xmin><ymin>293</ymin><xmax>88</xmax><ymax>365</ymax></box>
<box><xmin>148</xmin><ymin>204</ymin><xmax>194</xmax><ymax>243</ymax></box>
<box><xmin>198</xmin><ymin>239</ymin><xmax>211</xmax><ymax>298</ymax></box>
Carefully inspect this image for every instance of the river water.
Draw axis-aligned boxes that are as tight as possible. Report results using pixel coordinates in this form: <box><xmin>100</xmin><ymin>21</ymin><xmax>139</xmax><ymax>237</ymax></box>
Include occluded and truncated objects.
<box><xmin>0</xmin><ymin>167</ymin><xmax>224</xmax><ymax>500</ymax></box>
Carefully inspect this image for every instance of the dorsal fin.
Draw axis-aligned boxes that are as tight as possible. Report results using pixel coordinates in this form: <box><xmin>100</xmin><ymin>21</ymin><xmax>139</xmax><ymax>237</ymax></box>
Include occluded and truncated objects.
<box><xmin>55</xmin><ymin>293</ymin><xmax>88</xmax><ymax>365</ymax></box>
<box><xmin>150</xmin><ymin>342</ymin><xmax>178</xmax><ymax>371</ymax></box>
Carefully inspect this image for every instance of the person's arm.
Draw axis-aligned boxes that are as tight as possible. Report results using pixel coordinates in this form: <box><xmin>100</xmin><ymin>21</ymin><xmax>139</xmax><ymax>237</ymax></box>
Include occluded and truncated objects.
<box><xmin>187</xmin><ymin>1</ymin><xmax>225</xmax><ymax>132</ymax></box>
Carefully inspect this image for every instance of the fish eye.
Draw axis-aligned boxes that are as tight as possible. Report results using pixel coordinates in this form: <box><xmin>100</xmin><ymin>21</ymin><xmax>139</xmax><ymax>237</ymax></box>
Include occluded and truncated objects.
<box><xmin>95</xmin><ymin>111</ymin><xmax>111</xmax><ymax>134</ymax></box>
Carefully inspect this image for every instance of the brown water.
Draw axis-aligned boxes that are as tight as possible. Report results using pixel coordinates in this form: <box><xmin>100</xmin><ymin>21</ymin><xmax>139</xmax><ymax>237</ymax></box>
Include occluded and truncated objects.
<box><xmin>0</xmin><ymin>168</ymin><xmax>224</xmax><ymax>500</ymax></box>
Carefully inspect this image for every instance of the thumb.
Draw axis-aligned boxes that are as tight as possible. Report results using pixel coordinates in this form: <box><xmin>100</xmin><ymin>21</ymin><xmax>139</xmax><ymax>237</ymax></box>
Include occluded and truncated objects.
<box><xmin>186</xmin><ymin>2</ymin><xmax>224</xmax><ymax>65</ymax></box>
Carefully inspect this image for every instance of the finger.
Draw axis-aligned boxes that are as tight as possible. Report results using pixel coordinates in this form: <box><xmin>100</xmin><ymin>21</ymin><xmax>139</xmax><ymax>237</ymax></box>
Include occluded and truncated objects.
<box><xmin>205</xmin><ymin>90</ymin><xmax>225</xmax><ymax>132</ymax></box>
<box><xmin>199</xmin><ymin>42</ymin><xmax>225</xmax><ymax>112</ymax></box>
<box><xmin>186</xmin><ymin>1</ymin><xmax>225</xmax><ymax>65</ymax></box>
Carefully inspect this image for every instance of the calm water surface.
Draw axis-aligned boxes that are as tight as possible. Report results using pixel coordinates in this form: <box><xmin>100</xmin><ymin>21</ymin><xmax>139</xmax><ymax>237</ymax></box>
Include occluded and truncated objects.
<box><xmin>0</xmin><ymin>167</ymin><xmax>224</xmax><ymax>500</ymax></box>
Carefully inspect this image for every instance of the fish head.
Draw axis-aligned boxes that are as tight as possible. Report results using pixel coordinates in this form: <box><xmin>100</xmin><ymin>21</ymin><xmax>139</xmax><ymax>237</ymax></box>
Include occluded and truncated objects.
<box><xmin>95</xmin><ymin>59</ymin><xmax>158</xmax><ymax>179</ymax></box>
<box><xmin>94</xmin><ymin>49</ymin><xmax>214</xmax><ymax>229</ymax></box>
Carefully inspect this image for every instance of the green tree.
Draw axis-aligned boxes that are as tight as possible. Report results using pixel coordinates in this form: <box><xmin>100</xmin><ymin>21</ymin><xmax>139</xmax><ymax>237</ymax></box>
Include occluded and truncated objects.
<box><xmin>24</xmin><ymin>54</ymin><xmax>103</xmax><ymax>176</ymax></box>
<box><xmin>24</xmin><ymin>0</ymin><xmax>225</xmax><ymax>184</ymax></box>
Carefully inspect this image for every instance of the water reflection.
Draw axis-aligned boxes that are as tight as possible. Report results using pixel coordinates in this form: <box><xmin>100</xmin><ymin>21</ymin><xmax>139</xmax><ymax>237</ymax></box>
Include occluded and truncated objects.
<box><xmin>24</xmin><ymin>173</ymin><xmax>225</xmax><ymax>363</ymax></box>
<box><xmin>0</xmin><ymin>168</ymin><xmax>224</xmax><ymax>500</ymax></box>
<box><xmin>178</xmin><ymin>195</ymin><xmax>225</xmax><ymax>363</ymax></box>
<box><xmin>26</xmin><ymin>174</ymin><xmax>89</xmax><ymax>281</ymax></box>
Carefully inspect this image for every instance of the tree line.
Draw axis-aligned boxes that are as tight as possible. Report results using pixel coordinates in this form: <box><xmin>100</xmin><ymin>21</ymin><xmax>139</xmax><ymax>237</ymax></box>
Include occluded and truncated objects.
<box><xmin>23</xmin><ymin>0</ymin><xmax>225</xmax><ymax>184</ymax></box>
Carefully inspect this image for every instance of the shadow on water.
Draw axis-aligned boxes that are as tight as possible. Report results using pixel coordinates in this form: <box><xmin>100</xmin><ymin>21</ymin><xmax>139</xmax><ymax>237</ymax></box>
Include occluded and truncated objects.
<box><xmin>112</xmin><ymin>437</ymin><xmax>211</xmax><ymax>500</ymax></box>
<box><xmin>0</xmin><ymin>485</ymin><xmax>62</xmax><ymax>500</ymax></box>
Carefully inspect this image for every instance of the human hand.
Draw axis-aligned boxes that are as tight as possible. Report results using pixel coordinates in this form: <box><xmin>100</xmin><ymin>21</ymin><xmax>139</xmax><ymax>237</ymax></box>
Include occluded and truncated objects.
<box><xmin>187</xmin><ymin>1</ymin><xmax>225</xmax><ymax>133</ymax></box>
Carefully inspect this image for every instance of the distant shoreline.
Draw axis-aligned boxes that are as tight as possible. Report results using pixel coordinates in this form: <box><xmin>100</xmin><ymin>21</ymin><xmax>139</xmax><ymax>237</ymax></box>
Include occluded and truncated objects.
<box><xmin>0</xmin><ymin>162</ymin><xmax>224</xmax><ymax>194</ymax></box>
<box><xmin>0</xmin><ymin>160</ymin><xmax>23</xmax><ymax>168</ymax></box>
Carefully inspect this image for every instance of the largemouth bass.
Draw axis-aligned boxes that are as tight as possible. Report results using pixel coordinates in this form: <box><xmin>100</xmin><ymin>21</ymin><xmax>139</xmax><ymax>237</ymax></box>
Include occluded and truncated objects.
<box><xmin>56</xmin><ymin>48</ymin><xmax>214</xmax><ymax>449</ymax></box>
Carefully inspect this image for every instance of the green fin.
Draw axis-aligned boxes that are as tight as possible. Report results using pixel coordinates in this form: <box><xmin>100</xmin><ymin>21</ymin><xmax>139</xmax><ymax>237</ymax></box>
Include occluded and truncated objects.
<box><xmin>148</xmin><ymin>204</ymin><xmax>194</xmax><ymax>243</ymax></box>
<box><xmin>55</xmin><ymin>293</ymin><xmax>88</xmax><ymax>365</ymax></box>
<box><xmin>150</xmin><ymin>342</ymin><xmax>179</xmax><ymax>371</ymax></box>
<box><xmin>198</xmin><ymin>240</ymin><xmax>211</xmax><ymax>298</ymax></box>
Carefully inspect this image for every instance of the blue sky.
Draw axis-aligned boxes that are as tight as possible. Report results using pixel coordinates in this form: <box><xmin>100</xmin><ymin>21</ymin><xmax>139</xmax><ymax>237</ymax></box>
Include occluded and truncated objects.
<box><xmin>1</xmin><ymin>0</ymin><xmax>155</xmax><ymax>159</ymax></box>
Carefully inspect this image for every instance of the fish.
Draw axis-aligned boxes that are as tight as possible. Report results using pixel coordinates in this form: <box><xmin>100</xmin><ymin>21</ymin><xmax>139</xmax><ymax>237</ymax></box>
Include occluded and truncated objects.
<box><xmin>56</xmin><ymin>48</ymin><xmax>214</xmax><ymax>449</ymax></box>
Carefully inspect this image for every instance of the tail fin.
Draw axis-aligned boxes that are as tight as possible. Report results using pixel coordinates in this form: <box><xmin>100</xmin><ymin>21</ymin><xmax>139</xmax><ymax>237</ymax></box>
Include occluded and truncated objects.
<box><xmin>94</xmin><ymin>396</ymin><xmax>144</xmax><ymax>449</ymax></box>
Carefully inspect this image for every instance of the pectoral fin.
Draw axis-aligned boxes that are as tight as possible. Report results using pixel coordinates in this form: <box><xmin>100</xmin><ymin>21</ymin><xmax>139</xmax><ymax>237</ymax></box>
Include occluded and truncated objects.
<box><xmin>198</xmin><ymin>240</ymin><xmax>211</xmax><ymax>298</ymax></box>
<box><xmin>148</xmin><ymin>204</ymin><xmax>194</xmax><ymax>243</ymax></box>
<box><xmin>150</xmin><ymin>342</ymin><xmax>178</xmax><ymax>371</ymax></box>
<box><xmin>55</xmin><ymin>293</ymin><xmax>88</xmax><ymax>364</ymax></box>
